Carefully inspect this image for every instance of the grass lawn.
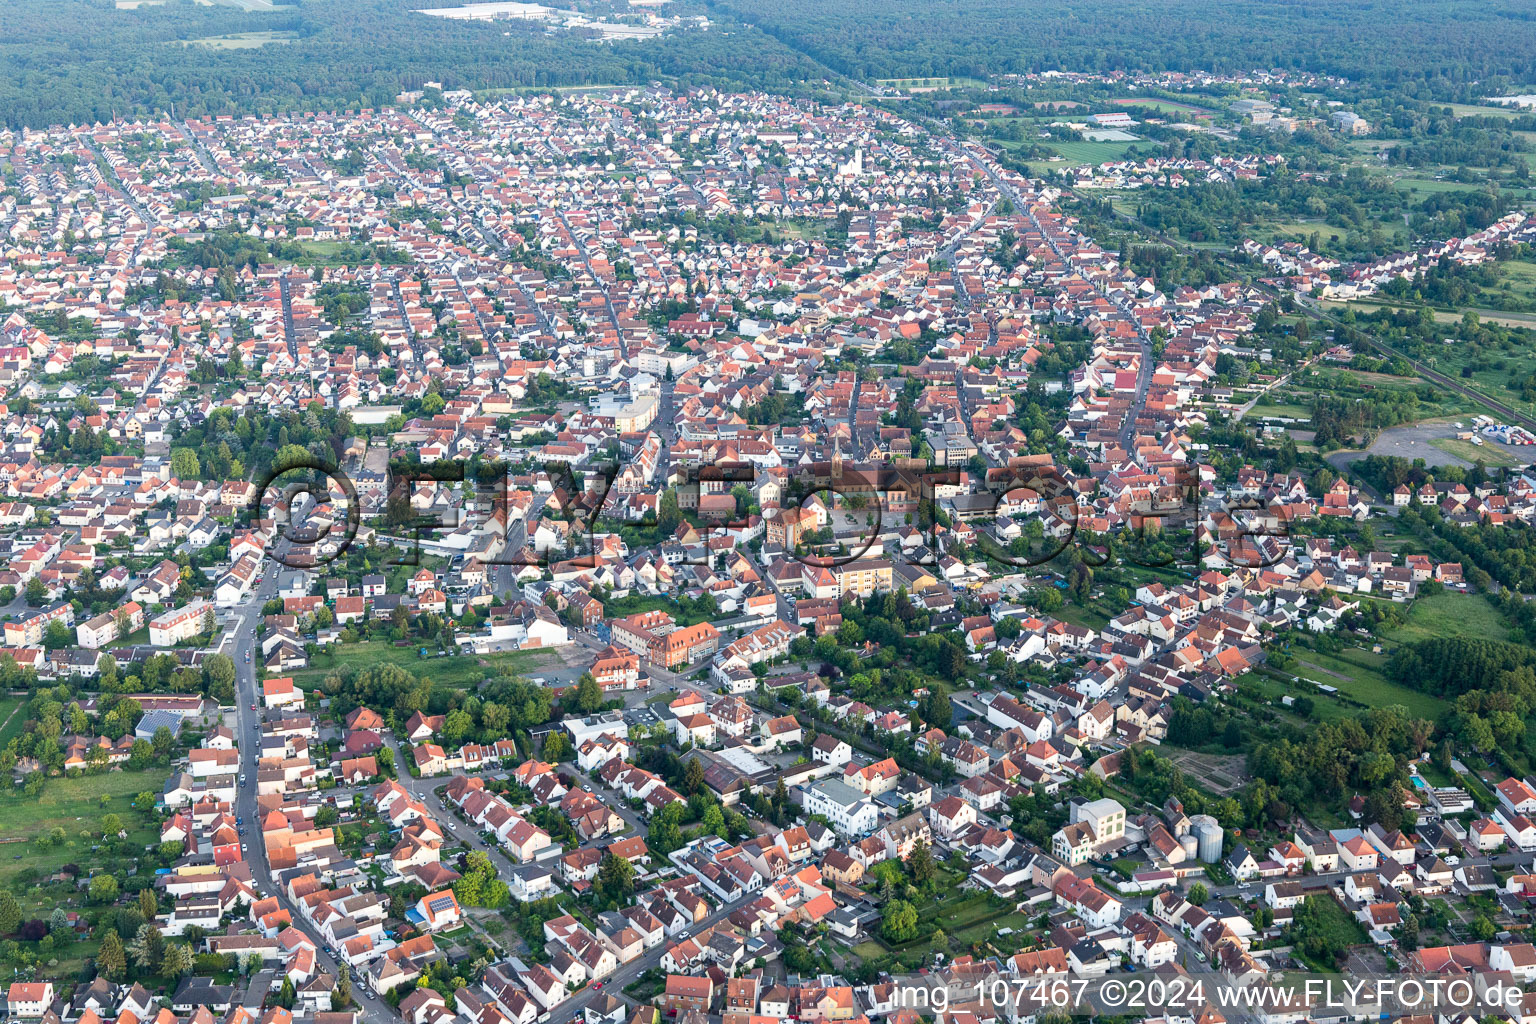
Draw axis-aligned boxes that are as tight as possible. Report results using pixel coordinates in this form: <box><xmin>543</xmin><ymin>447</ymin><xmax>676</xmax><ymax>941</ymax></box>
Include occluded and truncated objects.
<box><xmin>1246</xmin><ymin>402</ymin><xmax>1312</xmax><ymax>420</ymax></box>
<box><xmin>1428</xmin><ymin>437</ymin><xmax>1521</xmax><ymax>467</ymax></box>
<box><xmin>1289</xmin><ymin>649</ymin><xmax>1448</xmax><ymax>721</ymax></box>
<box><xmin>1294</xmin><ymin>894</ymin><xmax>1369</xmax><ymax>972</ymax></box>
<box><xmin>290</xmin><ymin>641</ymin><xmax>564</xmax><ymax>690</ymax></box>
<box><xmin>0</xmin><ymin>768</ymin><xmax>167</xmax><ymax>915</ymax></box>
<box><xmin>1105</xmin><ymin>97</ymin><xmax>1214</xmax><ymax>117</ymax></box>
<box><xmin>1032</xmin><ymin>139</ymin><xmax>1141</xmax><ymax>166</ymax></box>
<box><xmin>1446</xmin><ymin>102</ymin><xmax>1522</xmax><ymax>119</ymax></box>
<box><xmin>0</xmin><ymin>696</ymin><xmax>27</xmax><ymax>749</ymax></box>
<box><xmin>1382</xmin><ymin>591</ymin><xmax>1510</xmax><ymax>644</ymax></box>
<box><xmin>1245</xmin><ymin>671</ymin><xmax>1356</xmax><ymax>723</ymax></box>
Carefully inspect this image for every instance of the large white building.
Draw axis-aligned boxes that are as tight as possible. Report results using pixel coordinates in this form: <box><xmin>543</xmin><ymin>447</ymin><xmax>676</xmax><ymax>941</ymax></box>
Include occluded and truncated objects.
<box><xmin>148</xmin><ymin>599</ymin><xmax>212</xmax><ymax>647</ymax></box>
<box><xmin>801</xmin><ymin>778</ymin><xmax>880</xmax><ymax>836</ymax></box>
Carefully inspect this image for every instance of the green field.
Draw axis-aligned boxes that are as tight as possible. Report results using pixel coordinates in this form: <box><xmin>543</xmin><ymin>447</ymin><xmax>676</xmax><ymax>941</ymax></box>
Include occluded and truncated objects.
<box><xmin>1395</xmin><ymin>176</ymin><xmax>1486</xmax><ymax>195</ymax></box>
<box><xmin>0</xmin><ymin>770</ymin><xmax>165</xmax><ymax>884</ymax></box>
<box><xmin>1289</xmin><ymin>648</ymin><xmax>1449</xmax><ymax>721</ymax></box>
<box><xmin>1031</xmin><ymin>139</ymin><xmax>1141</xmax><ymax>166</ymax></box>
<box><xmin>873</xmin><ymin>76</ymin><xmax>988</xmax><ymax>91</ymax></box>
<box><xmin>1446</xmin><ymin>102</ymin><xmax>1523</xmax><ymax>119</ymax></box>
<box><xmin>1428</xmin><ymin>437</ymin><xmax>1521</xmax><ymax>467</ymax></box>
<box><xmin>1246</xmin><ymin>402</ymin><xmax>1312</xmax><ymax>420</ymax></box>
<box><xmin>0</xmin><ymin>697</ymin><xmax>27</xmax><ymax>750</ymax></box>
<box><xmin>182</xmin><ymin>30</ymin><xmax>297</xmax><ymax>47</ymax></box>
<box><xmin>289</xmin><ymin>641</ymin><xmax>564</xmax><ymax>689</ymax></box>
<box><xmin>1383</xmin><ymin>591</ymin><xmax>1510</xmax><ymax>644</ymax></box>
<box><xmin>1106</xmin><ymin>97</ymin><xmax>1214</xmax><ymax>117</ymax></box>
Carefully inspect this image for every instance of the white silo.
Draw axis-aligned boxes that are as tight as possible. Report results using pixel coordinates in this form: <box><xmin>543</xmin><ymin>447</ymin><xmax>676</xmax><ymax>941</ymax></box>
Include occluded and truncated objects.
<box><xmin>1193</xmin><ymin>816</ymin><xmax>1224</xmax><ymax>863</ymax></box>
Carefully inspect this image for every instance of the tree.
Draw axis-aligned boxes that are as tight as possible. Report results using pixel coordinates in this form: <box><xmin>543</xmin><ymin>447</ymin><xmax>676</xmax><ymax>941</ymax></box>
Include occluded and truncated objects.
<box><xmin>203</xmin><ymin>653</ymin><xmax>235</xmax><ymax>693</ymax></box>
<box><xmin>43</xmin><ymin>619</ymin><xmax>71</xmax><ymax>649</ymax></box>
<box><xmin>683</xmin><ymin>758</ymin><xmax>706</xmax><ymax>795</ymax></box>
<box><xmin>23</xmin><ymin>578</ymin><xmax>46</xmax><ymax>606</ymax></box>
<box><xmin>656</xmin><ymin>488</ymin><xmax>683</xmax><ymax>535</ymax></box>
<box><xmin>573</xmin><ymin>673</ymin><xmax>603</xmax><ymax>714</ymax></box>
<box><xmin>882</xmin><ymin>899</ymin><xmax>919</xmax><ymax>943</ymax></box>
<box><xmin>1187</xmin><ymin>882</ymin><xmax>1209</xmax><ymax>906</ymax></box>
<box><xmin>701</xmin><ymin>803</ymin><xmax>727</xmax><ymax>839</ymax></box>
<box><xmin>152</xmin><ymin>725</ymin><xmax>174</xmax><ymax>759</ymax></box>
<box><xmin>49</xmin><ymin>907</ymin><xmax>69</xmax><ymax>938</ymax></box>
<box><xmin>160</xmin><ymin>941</ymin><xmax>193</xmax><ymax>978</ymax></box>
<box><xmin>334</xmin><ymin>963</ymin><xmax>353</xmax><ymax>1008</ymax></box>
<box><xmin>128</xmin><ymin>924</ymin><xmax>165</xmax><ymax>973</ymax></box>
<box><xmin>96</xmin><ymin>929</ymin><xmax>127</xmax><ymax>981</ymax></box>
<box><xmin>907</xmin><ymin>839</ymin><xmax>936</xmax><ymax>889</ymax></box>
<box><xmin>139</xmin><ymin>888</ymin><xmax>158</xmax><ymax>922</ymax></box>
<box><xmin>170</xmin><ymin>448</ymin><xmax>201</xmax><ymax>480</ymax></box>
<box><xmin>596</xmin><ymin>852</ymin><xmax>635</xmax><ymax>908</ymax></box>
<box><xmin>0</xmin><ymin>891</ymin><xmax>19</xmax><ymax>935</ymax></box>
<box><xmin>88</xmin><ymin>874</ymin><xmax>119</xmax><ymax>904</ymax></box>
<box><xmin>541</xmin><ymin>731</ymin><xmax>571</xmax><ymax>762</ymax></box>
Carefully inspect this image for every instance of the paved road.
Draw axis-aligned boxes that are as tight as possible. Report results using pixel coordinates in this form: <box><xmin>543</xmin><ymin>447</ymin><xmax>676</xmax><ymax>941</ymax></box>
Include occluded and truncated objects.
<box><xmin>228</xmin><ymin>571</ymin><xmax>396</xmax><ymax>1020</ymax></box>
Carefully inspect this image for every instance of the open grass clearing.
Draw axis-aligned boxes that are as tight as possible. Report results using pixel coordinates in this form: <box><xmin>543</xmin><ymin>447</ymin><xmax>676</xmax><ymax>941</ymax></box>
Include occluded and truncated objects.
<box><xmin>181</xmin><ymin>30</ymin><xmax>297</xmax><ymax>47</ymax></box>
<box><xmin>1428</xmin><ymin>437</ymin><xmax>1522</xmax><ymax>467</ymax></box>
<box><xmin>1031</xmin><ymin>139</ymin><xmax>1141</xmax><ymax>166</ymax></box>
<box><xmin>289</xmin><ymin>640</ymin><xmax>564</xmax><ymax>690</ymax></box>
<box><xmin>1289</xmin><ymin>649</ymin><xmax>1448</xmax><ymax>720</ymax></box>
<box><xmin>1382</xmin><ymin>590</ymin><xmax>1510</xmax><ymax>645</ymax></box>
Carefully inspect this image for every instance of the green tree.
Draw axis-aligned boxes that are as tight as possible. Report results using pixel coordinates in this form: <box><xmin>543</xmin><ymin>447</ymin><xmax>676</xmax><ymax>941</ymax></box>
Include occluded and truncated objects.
<box><xmin>139</xmin><ymin>888</ymin><xmax>158</xmax><ymax>921</ymax></box>
<box><xmin>203</xmin><ymin>652</ymin><xmax>235</xmax><ymax>693</ymax></box>
<box><xmin>541</xmin><ymin>730</ymin><xmax>571</xmax><ymax>762</ymax></box>
<box><xmin>683</xmin><ymin>758</ymin><xmax>706</xmax><ymax>795</ymax></box>
<box><xmin>88</xmin><ymin>874</ymin><xmax>120</xmax><ymax>904</ymax></box>
<box><xmin>128</xmin><ymin>924</ymin><xmax>165</xmax><ymax>973</ymax></box>
<box><xmin>334</xmin><ymin>963</ymin><xmax>353</xmax><ymax>1008</ymax></box>
<box><xmin>573</xmin><ymin>673</ymin><xmax>603</xmax><ymax>714</ymax></box>
<box><xmin>170</xmin><ymin>448</ymin><xmax>201</xmax><ymax>480</ymax></box>
<box><xmin>0</xmin><ymin>891</ymin><xmax>20</xmax><ymax>935</ymax></box>
<box><xmin>1187</xmin><ymin>882</ymin><xmax>1209</xmax><ymax>906</ymax></box>
<box><xmin>596</xmin><ymin>852</ymin><xmax>636</xmax><ymax>908</ymax></box>
<box><xmin>96</xmin><ymin>928</ymin><xmax>127</xmax><ymax>981</ymax></box>
<box><xmin>656</xmin><ymin>488</ymin><xmax>683</xmax><ymax>535</ymax></box>
<box><xmin>882</xmin><ymin>899</ymin><xmax>919</xmax><ymax>943</ymax></box>
<box><xmin>23</xmin><ymin>578</ymin><xmax>46</xmax><ymax>606</ymax></box>
<box><xmin>907</xmin><ymin>839</ymin><xmax>936</xmax><ymax>889</ymax></box>
<box><xmin>160</xmin><ymin>941</ymin><xmax>193</xmax><ymax>977</ymax></box>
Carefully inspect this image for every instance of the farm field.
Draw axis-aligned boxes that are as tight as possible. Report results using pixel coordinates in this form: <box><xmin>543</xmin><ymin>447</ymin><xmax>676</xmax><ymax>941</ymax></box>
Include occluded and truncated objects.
<box><xmin>1395</xmin><ymin>176</ymin><xmax>1487</xmax><ymax>195</ymax></box>
<box><xmin>873</xmin><ymin>76</ymin><xmax>988</xmax><ymax>91</ymax></box>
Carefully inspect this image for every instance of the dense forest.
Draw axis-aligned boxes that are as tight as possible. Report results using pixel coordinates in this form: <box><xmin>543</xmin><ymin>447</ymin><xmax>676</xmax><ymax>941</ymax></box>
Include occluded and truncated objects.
<box><xmin>0</xmin><ymin>0</ymin><xmax>826</xmax><ymax>128</ymax></box>
<box><xmin>10</xmin><ymin>0</ymin><xmax>1536</xmax><ymax>128</ymax></box>
<box><xmin>712</xmin><ymin>0</ymin><xmax>1536</xmax><ymax>91</ymax></box>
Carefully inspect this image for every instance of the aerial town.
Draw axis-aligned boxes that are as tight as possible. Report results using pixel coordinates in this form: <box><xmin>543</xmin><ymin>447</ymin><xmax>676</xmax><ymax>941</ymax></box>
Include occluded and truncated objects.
<box><xmin>3</xmin><ymin>74</ymin><xmax>1536</xmax><ymax>1024</ymax></box>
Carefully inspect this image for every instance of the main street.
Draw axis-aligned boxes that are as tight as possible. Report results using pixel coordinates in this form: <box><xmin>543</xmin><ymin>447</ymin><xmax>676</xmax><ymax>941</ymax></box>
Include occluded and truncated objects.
<box><xmin>227</xmin><ymin>568</ymin><xmax>396</xmax><ymax>1020</ymax></box>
